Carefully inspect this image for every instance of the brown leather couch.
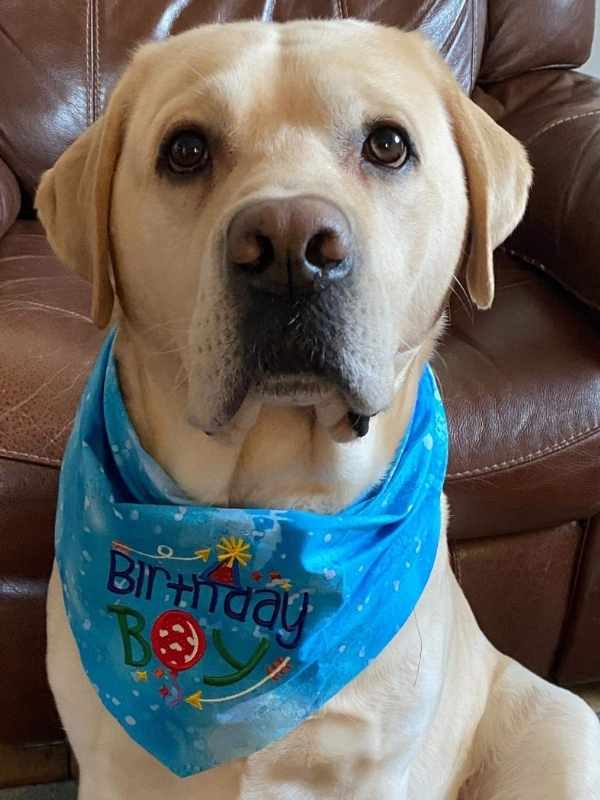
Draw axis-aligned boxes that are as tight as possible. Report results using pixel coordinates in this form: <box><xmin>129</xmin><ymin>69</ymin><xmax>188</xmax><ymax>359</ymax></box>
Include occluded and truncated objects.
<box><xmin>0</xmin><ymin>0</ymin><xmax>599</xmax><ymax>788</ymax></box>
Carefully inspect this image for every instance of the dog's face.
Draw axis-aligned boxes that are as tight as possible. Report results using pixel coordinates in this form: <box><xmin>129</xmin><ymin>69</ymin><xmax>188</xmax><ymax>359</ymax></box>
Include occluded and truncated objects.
<box><xmin>37</xmin><ymin>21</ymin><xmax>531</xmax><ymax>442</ymax></box>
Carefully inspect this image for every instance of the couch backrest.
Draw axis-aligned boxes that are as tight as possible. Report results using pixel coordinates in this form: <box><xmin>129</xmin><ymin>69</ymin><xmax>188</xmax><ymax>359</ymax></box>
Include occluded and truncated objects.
<box><xmin>0</xmin><ymin>0</ymin><xmax>593</xmax><ymax>207</ymax></box>
<box><xmin>481</xmin><ymin>0</ymin><xmax>594</xmax><ymax>83</ymax></box>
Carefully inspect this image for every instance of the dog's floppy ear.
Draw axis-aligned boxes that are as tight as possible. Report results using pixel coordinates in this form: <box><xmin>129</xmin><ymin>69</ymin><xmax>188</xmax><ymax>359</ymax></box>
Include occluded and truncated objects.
<box><xmin>35</xmin><ymin>84</ymin><xmax>128</xmax><ymax>328</ymax></box>
<box><xmin>441</xmin><ymin>77</ymin><xmax>532</xmax><ymax>310</ymax></box>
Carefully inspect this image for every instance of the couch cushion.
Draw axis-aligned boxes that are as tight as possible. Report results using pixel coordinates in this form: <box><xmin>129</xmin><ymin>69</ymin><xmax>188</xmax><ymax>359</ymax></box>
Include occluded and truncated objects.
<box><xmin>437</xmin><ymin>249</ymin><xmax>600</xmax><ymax>539</ymax></box>
<box><xmin>451</xmin><ymin>521</ymin><xmax>582</xmax><ymax>677</ymax></box>
<box><xmin>0</xmin><ymin>222</ymin><xmax>104</xmax><ymax>466</ymax></box>
<box><xmin>0</xmin><ymin>220</ymin><xmax>102</xmax><ymax>746</ymax></box>
<box><xmin>479</xmin><ymin>0</ymin><xmax>594</xmax><ymax>84</ymax></box>
<box><xmin>484</xmin><ymin>70</ymin><xmax>600</xmax><ymax>314</ymax></box>
<box><xmin>0</xmin><ymin>458</ymin><xmax>63</xmax><ymax>745</ymax></box>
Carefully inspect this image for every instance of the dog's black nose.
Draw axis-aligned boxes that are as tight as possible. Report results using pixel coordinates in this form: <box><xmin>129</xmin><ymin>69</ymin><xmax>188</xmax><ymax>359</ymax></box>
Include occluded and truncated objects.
<box><xmin>227</xmin><ymin>197</ymin><xmax>353</xmax><ymax>297</ymax></box>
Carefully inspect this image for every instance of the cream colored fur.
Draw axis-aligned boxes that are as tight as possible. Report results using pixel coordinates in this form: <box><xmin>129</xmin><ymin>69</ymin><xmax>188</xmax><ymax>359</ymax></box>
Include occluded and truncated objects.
<box><xmin>37</xmin><ymin>20</ymin><xmax>600</xmax><ymax>800</ymax></box>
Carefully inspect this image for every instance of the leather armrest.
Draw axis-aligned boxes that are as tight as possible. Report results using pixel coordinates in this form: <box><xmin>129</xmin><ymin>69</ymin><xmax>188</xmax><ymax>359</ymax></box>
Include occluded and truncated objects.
<box><xmin>0</xmin><ymin>156</ymin><xmax>19</xmax><ymax>240</ymax></box>
<box><xmin>481</xmin><ymin>70</ymin><xmax>600</xmax><ymax>312</ymax></box>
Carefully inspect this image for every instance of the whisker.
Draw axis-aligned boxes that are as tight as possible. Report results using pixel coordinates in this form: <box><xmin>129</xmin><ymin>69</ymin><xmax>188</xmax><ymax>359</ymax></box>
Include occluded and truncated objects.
<box><xmin>450</xmin><ymin>275</ymin><xmax>474</xmax><ymax>322</ymax></box>
<box><xmin>138</xmin><ymin>318</ymin><xmax>190</xmax><ymax>334</ymax></box>
<box><xmin>148</xmin><ymin>343</ymin><xmax>191</xmax><ymax>357</ymax></box>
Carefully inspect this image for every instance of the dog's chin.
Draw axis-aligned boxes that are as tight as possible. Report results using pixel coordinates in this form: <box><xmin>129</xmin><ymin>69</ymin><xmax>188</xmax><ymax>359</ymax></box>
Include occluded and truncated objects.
<box><xmin>251</xmin><ymin>374</ymin><xmax>363</xmax><ymax>442</ymax></box>
<box><xmin>187</xmin><ymin>366</ymin><xmax>390</xmax><ymax>444</ymax></box>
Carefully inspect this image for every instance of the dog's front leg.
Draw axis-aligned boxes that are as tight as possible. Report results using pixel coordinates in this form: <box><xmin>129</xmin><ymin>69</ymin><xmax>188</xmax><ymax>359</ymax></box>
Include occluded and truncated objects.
<box><xmin>459</xmin><ymin>658</ymin><xmax>600</xmax><ymax>799</ymax></box>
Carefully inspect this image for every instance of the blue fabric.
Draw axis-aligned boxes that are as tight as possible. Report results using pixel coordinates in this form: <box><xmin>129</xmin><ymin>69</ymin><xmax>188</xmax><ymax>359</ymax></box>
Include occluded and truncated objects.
<box><xmin>55</xmin><ymin>329</ymin><xmax>448</xmax><ymax>777</ymax></box>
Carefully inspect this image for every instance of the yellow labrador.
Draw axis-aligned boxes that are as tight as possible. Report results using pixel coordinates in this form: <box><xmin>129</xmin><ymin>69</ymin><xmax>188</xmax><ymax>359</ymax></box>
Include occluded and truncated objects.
<box><xmin>37</xmin><ymin>20</ymin><xmax>600</xmax><ymax>800</ymax></box>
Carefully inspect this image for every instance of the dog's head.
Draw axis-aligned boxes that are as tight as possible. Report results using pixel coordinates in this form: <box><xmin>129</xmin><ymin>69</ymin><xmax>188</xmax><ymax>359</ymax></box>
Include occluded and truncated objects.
<box><xmin>36</xmin><ymin>21</ymin><xmax>531</xmax><ymax>441</ymax></box>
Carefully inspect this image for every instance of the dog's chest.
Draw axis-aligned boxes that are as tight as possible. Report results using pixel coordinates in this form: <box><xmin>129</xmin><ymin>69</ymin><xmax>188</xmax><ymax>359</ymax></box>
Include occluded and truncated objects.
<box><xmin>227</xmin><ymin>645</ymin><xmax>440</xmax><ymax>800</ymax></box>
<box><xmin>236</xmin><ymin>724</ymin><xmax>413</xmax><ymax>799</ymax></box>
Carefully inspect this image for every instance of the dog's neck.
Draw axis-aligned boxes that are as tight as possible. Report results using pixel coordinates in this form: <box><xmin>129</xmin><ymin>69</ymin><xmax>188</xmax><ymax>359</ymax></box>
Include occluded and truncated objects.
<box><xmin>114</xmin><ymin>322</ymin><xmax>434</xmax><ymax>513</ymax></box>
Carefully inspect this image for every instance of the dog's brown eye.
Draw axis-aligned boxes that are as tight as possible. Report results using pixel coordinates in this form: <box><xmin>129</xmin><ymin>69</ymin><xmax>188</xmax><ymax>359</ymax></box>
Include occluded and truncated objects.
<box><xmin>166</xmin><ymin>130</ymin><xmax>209</xmax><ymax>174</ymax></box>
<box><xmin>363</xmin><ymin>126</ymin><xmax>409</xmax><ymax>168</ymax></box>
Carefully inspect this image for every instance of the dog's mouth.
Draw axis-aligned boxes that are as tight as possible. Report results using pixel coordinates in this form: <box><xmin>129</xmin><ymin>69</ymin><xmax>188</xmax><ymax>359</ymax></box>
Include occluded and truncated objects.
<box><xmin>187</xmin><ymin>287</ymin><xmax>398</xmax><ymax>442</ymax></box>
<box><xmin>191</xmin><ymin>369</ymin><xmax>375</xmax><ymax>444</ymax></box>
<box><xmin>252</xmin><ymin>374</ymin><xmax>336</xmax><ymax>405</ymax></box>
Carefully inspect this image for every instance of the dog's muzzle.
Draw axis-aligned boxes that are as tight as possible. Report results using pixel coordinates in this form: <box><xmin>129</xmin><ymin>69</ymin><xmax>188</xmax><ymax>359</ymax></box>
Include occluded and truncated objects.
<box><xmin>187</xmin><ymin>196</ymin><xmax>396</xmax><ymax>438</ymax></box>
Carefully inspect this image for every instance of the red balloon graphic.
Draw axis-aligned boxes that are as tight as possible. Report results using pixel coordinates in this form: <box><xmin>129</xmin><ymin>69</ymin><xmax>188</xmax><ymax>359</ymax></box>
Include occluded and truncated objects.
<box><xmin>150</xmin><ymin>610</ymin><xmax>206</xmax><ymax>673</ymax></box>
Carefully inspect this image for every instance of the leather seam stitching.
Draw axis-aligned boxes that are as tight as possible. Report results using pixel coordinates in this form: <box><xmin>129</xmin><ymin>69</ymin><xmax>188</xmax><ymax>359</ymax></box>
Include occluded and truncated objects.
<box><xmin>94</xmin><ymin>0</ymin><xmax>101</xmax><ymax>119</ymax></box>
<box><xmin>6</xmin><ymin>424</ymin><xmax>597</xmax><ymax>479</ymax></box>
<box><xmin>85</xmin><ymin>0</ymin><xmax>91</xmax><ymax>126</ymax></box>
<box><xmin>0</xmin><ymin>448</ymin><xmax>60</xmax><ymax>468</ymax></box>
<box><xmin>446</xmin><ymin>423</ymin><xmax>600</xmax><ymax>479</ymax></box>
<box><xmin>443</xmin><ymin>1</ymin><xmax>468</xmax><ymax>58</ymax></box>
<box><xmin>90</xmin><ymin>0</ymin><xmax>96</xmax><ymax>120</ymax></box>
<box><xmin>0</xmin><ymin>300</ymin><xmax>93</xmax><ymax>322</ymax></box>
<box><xmin>470</xmin><ymin>0</ymin><xmax>478</xmax><ymax>92</ymax></box>
<box><xmin>501</xmin><ymin>245</ymin><xmax>600</xmax><ymax>313</ymax></box>
<box><xmin>526</xmin><ymin>109</ymin><xmax>600</xmax><ymax>146</ymax></box>
<box><xmin>3</xmin><ymin>433</ymin><xmax>598</xmax><ymax>480</ymax></box>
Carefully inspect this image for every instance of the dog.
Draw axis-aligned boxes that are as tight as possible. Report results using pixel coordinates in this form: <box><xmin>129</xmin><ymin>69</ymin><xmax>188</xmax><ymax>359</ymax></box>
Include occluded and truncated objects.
<box><xmin>36</xmin><ymin>20</ymin><xmax>600</xmax><ymax>800</ymax></box>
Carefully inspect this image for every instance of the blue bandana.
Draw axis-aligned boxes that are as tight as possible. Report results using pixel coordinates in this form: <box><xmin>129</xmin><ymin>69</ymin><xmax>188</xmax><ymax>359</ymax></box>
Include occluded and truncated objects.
<box><xmin>55</xmin><ymin>330</ymin><xmax>448</xmax><ymax>777</ymax></box>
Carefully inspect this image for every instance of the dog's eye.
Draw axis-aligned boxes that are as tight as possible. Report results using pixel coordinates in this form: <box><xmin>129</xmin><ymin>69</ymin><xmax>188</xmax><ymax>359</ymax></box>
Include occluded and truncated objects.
<box><xmin>165</xmin><ymin>130</ymin><xmax>209</xmax><ymax>174</ymax></box>
<box><xmin>363</xmin><ymin>126</ymin><xmax>410</xmax><ymax>168</ymax></box>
